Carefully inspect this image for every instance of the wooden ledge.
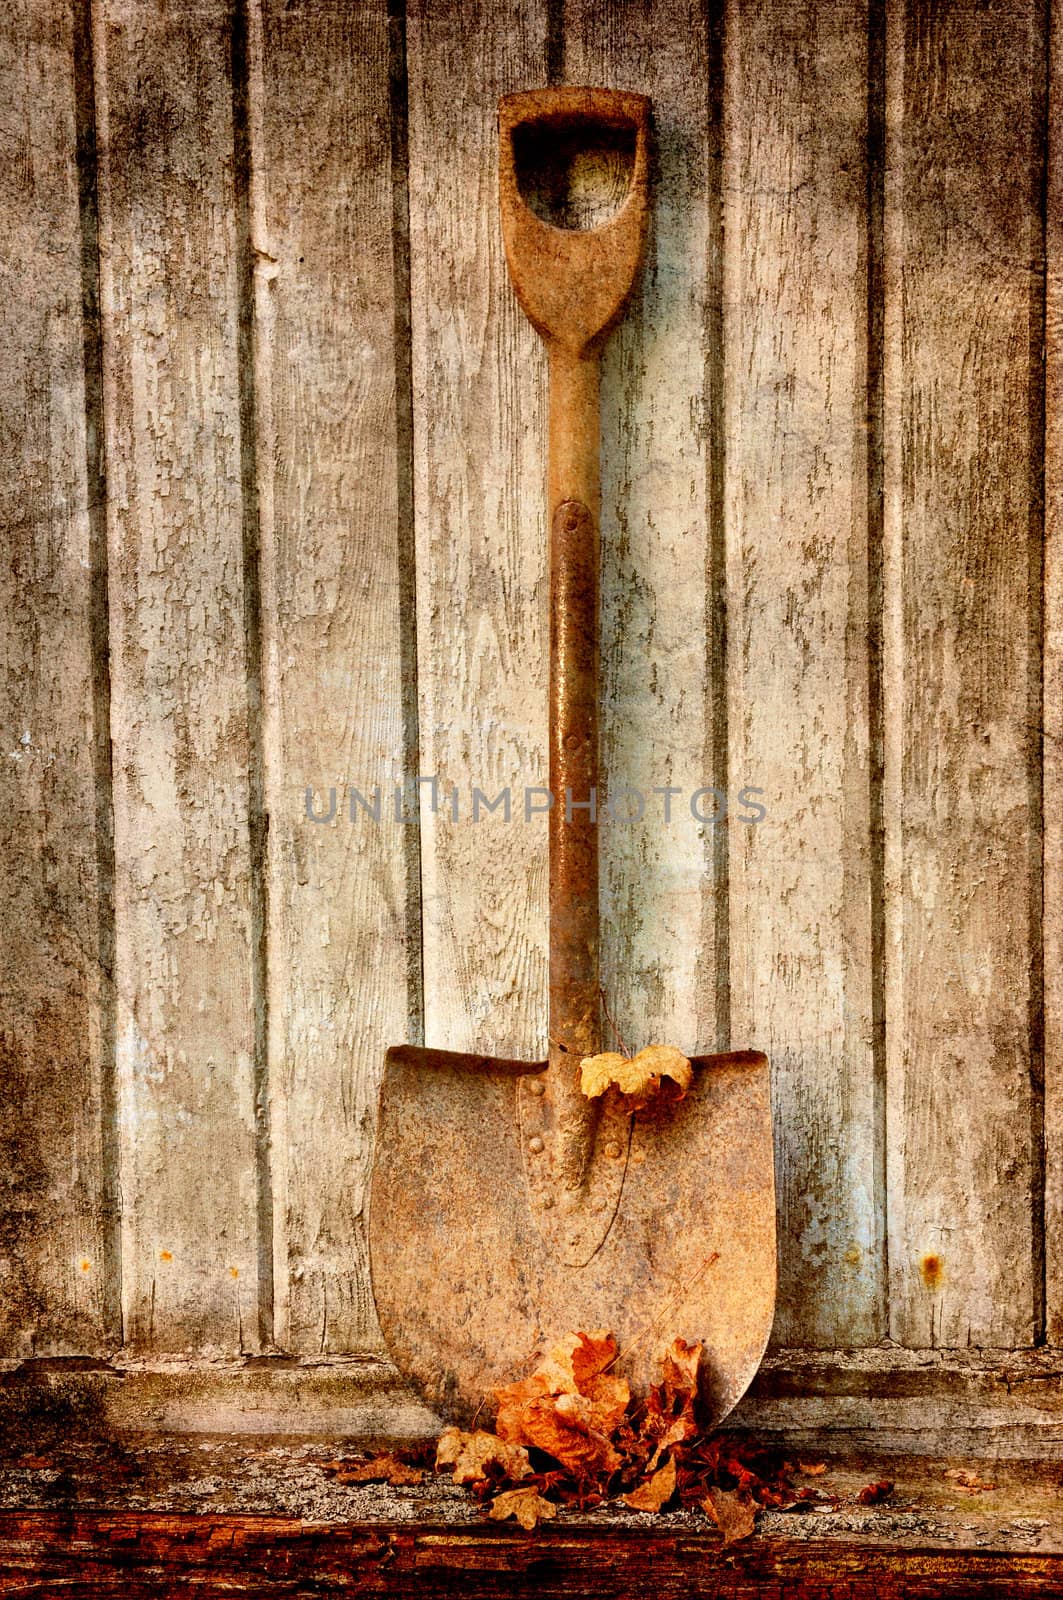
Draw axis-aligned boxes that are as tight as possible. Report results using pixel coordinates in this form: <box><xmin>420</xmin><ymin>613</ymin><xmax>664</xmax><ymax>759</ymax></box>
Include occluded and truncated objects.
<box><xmin>1</xmin><ymin>1511</ymin><xmax>1062</xmax><ymax>1599</ymax></box>
<box><xmin>2</xmin><ymin>1433</ymin><xmax>1063</xmax><ymax>1595</ymax></box>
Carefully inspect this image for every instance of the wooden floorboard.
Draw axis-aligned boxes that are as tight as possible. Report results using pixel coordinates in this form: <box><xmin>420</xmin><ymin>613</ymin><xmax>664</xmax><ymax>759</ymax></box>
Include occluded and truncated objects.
<box><xmin>0</xmin><ymin>1510</ymin><xmax>1062</xmax><ymax>1598</ymax></box>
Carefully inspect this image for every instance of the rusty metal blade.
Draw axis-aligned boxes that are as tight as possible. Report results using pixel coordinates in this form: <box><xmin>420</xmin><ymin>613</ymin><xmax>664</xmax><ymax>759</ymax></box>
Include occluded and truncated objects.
<box><xmin>369</xmin><ymin>1045</ymin><xmax>775</xmax><ymax>1426</ymax></box>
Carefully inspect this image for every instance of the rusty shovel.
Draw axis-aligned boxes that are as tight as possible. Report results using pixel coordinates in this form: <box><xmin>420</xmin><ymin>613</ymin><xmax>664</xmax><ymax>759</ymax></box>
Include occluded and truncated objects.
<box><xmin>369</xmin><ymin>87</ymin><xmax>775</xmax><ymax>1426</ymax></box>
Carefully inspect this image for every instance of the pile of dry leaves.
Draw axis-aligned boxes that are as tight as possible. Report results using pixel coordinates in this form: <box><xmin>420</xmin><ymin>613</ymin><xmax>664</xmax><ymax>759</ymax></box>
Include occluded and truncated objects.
<box><xmin>326</xmin><ymin>1330</ymin><xmax>853</xmax><ymax>1539</ymax></box>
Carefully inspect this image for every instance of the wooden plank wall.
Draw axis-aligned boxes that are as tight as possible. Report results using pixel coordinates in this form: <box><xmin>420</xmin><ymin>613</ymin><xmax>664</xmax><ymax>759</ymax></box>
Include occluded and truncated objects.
<box><xmin>0</xmin><ymin>0</ymin><xmax>1053</xmax><ymax>1371</ymax></box>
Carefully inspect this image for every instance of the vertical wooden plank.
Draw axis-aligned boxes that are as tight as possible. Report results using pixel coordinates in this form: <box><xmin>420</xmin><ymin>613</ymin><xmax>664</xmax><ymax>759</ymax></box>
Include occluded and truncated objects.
<box><xmin>253</xmin><ymin>0</ymin><xmax>414</xmax><ymax>1354</ymax></box>
<box><xmin>408</xmin><ymin>0</ymin><xmax>548</xmax><ymax>1058</ymax></box>
<box><xmin>884</xmin><ymin>0</ymin><xmax>1044</xmax><ymax>1346</ymax></box>
<box><xmin>724</xmin><ymin>2</ymin><xmax>881</xmax><ymax>1343</ymax></box>
<box><xmin>1046</xmin><ymin>0</ymin><xmax>1063</xmax><ymax>1345</ymax></box>
<box><xmin>95</xmin><ymin>0</ymin><xmax>261</xmax><ymax>1352</ymax></box>
<box><xmin>563</xmin><ymin>2</ymin><xmax>720</xmax><ymax>1063</ymax></box>
<box><xmin>0</xmin><ymin>0</ymin><xmax>113</xmax><ymax>1354</ymax></box>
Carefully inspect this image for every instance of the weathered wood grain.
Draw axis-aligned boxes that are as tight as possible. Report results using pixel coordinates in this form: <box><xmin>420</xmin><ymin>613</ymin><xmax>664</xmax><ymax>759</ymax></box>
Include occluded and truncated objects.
<box><xmin>0</xmin><ymin>0</ymin><xmax>114</xmax><ymax>1354</ymax></box>
<box><xmin>882</xmin><ymin>0</ymin><xmax>1044</xmax><ymax>1346</ymax></box>
<box><xmin>407</xmin><ymin>0</ymin><xmax>549</xmax><ymax>1059</ymax></box>
<box><xmin>1044</xmin><ymin>0</ymin><xmax>1063</xmax><ymax>1346</ymax></box>
<box><xmin>94</xmin><ymin>0</ymin><xmax>260</xmax><ymax>1352</ymax></box>
<box><xmin>3</xmin><ymin>1506</ymin><xmax>1063</xmax><ymax>1598</ymax></box>
<box><xmin>723</xmin><ymin>0</ymin><xmax>880</xmax><ymax>1345</ymax></box>
<box><xmin>563</xmin><ymin>1</ymin><xmax>720</xmax><ymax>1068</ymax></box>
<box><xmin>252</xmin><ymin>0</ymin><xmax>413</xmax><ymax>1355</ymax></box>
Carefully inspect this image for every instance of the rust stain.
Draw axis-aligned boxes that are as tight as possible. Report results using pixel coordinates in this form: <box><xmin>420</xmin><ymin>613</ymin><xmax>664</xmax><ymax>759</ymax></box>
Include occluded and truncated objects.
<box><xmin>920</xmin><ymin>1253</ymin><xmax>944</xmax><ymax>1290</ymax></box>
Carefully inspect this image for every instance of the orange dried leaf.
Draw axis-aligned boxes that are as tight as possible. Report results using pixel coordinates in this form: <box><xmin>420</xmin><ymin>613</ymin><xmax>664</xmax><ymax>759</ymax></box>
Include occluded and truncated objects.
<box><xmin>702</xmin><ymin>1487</ymin><xmax>757</xmax><ymax>1544</ymax></box>
<box><xmin>494</xmin><ymin>1373</ymin><xmax>552</xmax><ymax>1443</ymax></box>
<box><xmin>435</xmin><ymin>1428</ymin><xmax>532</xmax><ymax>1486</ymax></box>
<box><xmin>798</xmin><ymin>1461</ymin><xmax>827</xmax><ymax>1477</ymax></box>
<box><xmin>488</xmin><ymin>1486</ymin><xmax>558</xmax><ymax>1530</ymax></box>
<box><xmin>944</xmin><ymin>1468</ymin><xmax>996</xmax><ymax>1493</ymax></box>
<box><xmin>659</xmin><ymin>1336</ymin><xmax>702</xmax><ymax>1400</ymax></box>
<box><xmin>856</xmin><ymin>1479</ymin><xmax>894</xmax><ymax>1505</ymax></box>
<box><xmin>498</xmin><ymin>1329</ymin><xmax>630</xmax><ymax>1445</ymax></box>
<box><xmin>580</xmin><ymin>1045</ymin><xmax>692</xmax><ymax>1105</ymax></box>
<box><xmin>516</xmin><ymin>1395</ymin><xmax>622</xmax><ymax>1476</ymax></box>
<box><xmin>321</xmin><ymin>1453</ymin><xmax>423</xmax><ymax>1487</ymax></box>
<box><xmin>641</xmin><ymin>1338</ymin><xmax>703</xmax><ymax>1468</ymax></box>
<box><xmin>623</xmin><ymin>1455</ymin><xmax>677</xmax><ymax>1513</ymax></box>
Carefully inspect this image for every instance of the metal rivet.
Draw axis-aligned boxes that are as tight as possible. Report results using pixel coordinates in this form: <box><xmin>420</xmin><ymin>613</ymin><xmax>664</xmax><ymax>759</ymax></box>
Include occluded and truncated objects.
<box><xmin>526</xmin><ymin>1078</ymin><xmax>546</xmax><ymax>1097</ymax></box>
<box><xmin>604</xmin><ymin>1140</ymin><xmax>622</xmax><ymax>1159</ymax></box>
<box><xmin>527</xmin><ymin>1134</ymin><xmax>544</xmax><ymax>1154</ymax></box>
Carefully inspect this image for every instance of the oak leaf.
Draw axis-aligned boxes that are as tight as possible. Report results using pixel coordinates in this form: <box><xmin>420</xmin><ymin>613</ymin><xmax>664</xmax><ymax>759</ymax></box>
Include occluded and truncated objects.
<box><xmin>488</xmin><ymin>1486</ymin><xmax>559</xmax><ymax>1530</ymax></box>
<box><xmin>435</xmin><ymin>1428</ymin><xmax>532</xmax><ymax>1486</ymax></box>
<box><xmin>622</xmin><ymin>1454</ymin><xmax>677</xmax><ymax>1513</ymax></box>
<box><xmin>702</xmin><ymin>1487</ymin><xmax>757</xmax><ymax>1544</ymax></box>
<box><xmin>580</xmin><ymin>1045</ymin><xmax>692</xmax><ymax>1106</ymax></box>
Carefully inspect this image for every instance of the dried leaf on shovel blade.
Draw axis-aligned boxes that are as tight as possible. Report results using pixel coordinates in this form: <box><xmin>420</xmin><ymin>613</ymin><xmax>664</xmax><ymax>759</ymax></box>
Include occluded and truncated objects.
<box><xmin>436</xmin><ymin>1428</ymin><xmax>532</xmax><ymax>1486</ymax></box>
<box><xmin>622</xmin><ymin>1454</ymin><xmax>677</xmax><ymax>1513</ymax></box>
<box><xmin>702</xmin><ymin>1487</ymin><xmax>757</xmax><ymax>1544</ymax></box>
<box><xmin>580</xmin><ymin>1045</ymin><xmax>692</xmax><ymax>1106</ymax></box>
<box><xmin>488</xmin><ymin>1486</ymin><xmax>559</xmax><ymax>1530</ymax></box>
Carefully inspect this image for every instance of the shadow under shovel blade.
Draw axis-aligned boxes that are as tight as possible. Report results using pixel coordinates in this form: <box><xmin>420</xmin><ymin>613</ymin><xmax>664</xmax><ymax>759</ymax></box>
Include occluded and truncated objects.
<box><xmin>369</xmin><ymin>1044</ymin><xmax>776</xmax><ymax>1427</ymax></box>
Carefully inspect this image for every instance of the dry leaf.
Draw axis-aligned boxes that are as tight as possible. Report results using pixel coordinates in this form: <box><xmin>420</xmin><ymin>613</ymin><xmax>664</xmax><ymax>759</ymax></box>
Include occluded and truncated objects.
<box><xmin>321</xmin><ymin>1453</ymin><xmax>423</xmax><ymax>1487</ymax></box>
<box><xmin>641</xmin><ymin>1338</ymin><xmax>703</xmax><ymax>1468</ymax></box>
<box><xmin>488</xmin><ymin>1486</ymin><xmax>559</xmax><ymax>1530</ymax></box>
<box><xmin>702</xmin><ymin>1487</ymin><xmax>757</xmax><ymax>1544</ymax></box>
<box><xmin>580</xmin><ymin>1045</ymin><xmax>692</xmax><ymax>1105</ymax></box>
<box><xmin>496</xmin><ymin>1329</ymin><xmax>631</xmax><ymax>1453</ymax></box>
<box><xmin>514</xmin><ymin>1394</ymin><xmax>622</xmax><ymax>1476</ymax></box>
<box><xmin>623</xmin><ymin>1454</ymin><xmax>677</xmax><ymax>1513</ymax></box>
<box><xmin>798</xmin><ymin>1461</ymin><xmax>827</xmax><ymax>1477</ymax></box>
<box><xmin>435</xmin><ymin>1428</ymin><xmax>532</xmax><ymax>1486</ymax></box>
<box><xmin>659</xmin><ymin>1336</ymin><xmax>702</xmax><ymax>1401</ymax></box>
<box><xmin>945</xmin><ymin>1468</ymin><xmax>996</xmax><ymax>1493</ymax></box>
<box><xmin>856</xmin><ymin>1479</ymin><xmax>894</xmax><ymax>1505</ymax></box>
<box><xmin>495</xmin><ymin>1373</ymin><xmax>552</xmax><ymax>1443</ymax></box>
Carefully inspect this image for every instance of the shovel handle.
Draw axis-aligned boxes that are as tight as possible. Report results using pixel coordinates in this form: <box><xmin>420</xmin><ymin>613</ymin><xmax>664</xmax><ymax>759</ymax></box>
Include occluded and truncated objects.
<box><xmin>549</xmin><ymin>351</ymin><xmax>601</xmax><ymax>1059</ymax></box>
<box><xmin>498</xmin><ymin>88</ymin><xmax>650</xmax><ymax>1061</ymax></box>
